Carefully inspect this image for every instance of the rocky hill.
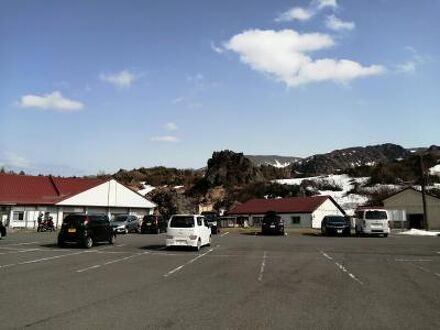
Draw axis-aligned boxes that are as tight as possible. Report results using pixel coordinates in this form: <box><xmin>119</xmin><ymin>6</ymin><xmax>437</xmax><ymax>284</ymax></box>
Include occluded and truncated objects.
<box><xmin>245</xmin><ymin>143</ymin><xmax>416</xmax><ymax>176</ymax></box>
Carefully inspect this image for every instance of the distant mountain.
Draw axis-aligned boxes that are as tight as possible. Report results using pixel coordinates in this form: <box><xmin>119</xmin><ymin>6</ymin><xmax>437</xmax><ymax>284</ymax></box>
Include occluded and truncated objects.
<box><xmin>297</xmin><ymin>143</ymin><xmax>413</xmax><ymax>175</ymax></box>
<box><xmin>246</xmin><ymin>143</ymin><xmax>418</xmax><ymax>175</ymax></box>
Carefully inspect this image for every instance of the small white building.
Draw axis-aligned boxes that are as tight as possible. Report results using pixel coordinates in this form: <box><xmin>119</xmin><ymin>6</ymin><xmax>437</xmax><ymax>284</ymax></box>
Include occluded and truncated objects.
<box><xmin>382</xmin><ymin>187</ymin><xmax>440</xmax><ymax>230</ymax></box>
<box><xmin>226</xmin><ymin>196</ymin><xmax>345</xmax><ymax>229</ymax></box>
<box><xmin>0</xmin><ymin>174</ymin><xmax>156</xmax><ymax>229</ymax></box>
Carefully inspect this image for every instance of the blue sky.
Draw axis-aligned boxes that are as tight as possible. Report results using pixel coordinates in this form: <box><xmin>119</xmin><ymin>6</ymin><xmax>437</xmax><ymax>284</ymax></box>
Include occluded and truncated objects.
<box><xmin>1</xmin><ymin>0</ymin><xmax>439</xmax><ymax>175</ymax></box>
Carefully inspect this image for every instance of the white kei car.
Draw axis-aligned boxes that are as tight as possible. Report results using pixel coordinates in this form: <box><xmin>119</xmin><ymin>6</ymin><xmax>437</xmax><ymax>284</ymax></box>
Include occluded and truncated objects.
<box><xmin>165</xmin><ymin>214</ymin><xmax>211</xmax><ymax>251</ymax></box>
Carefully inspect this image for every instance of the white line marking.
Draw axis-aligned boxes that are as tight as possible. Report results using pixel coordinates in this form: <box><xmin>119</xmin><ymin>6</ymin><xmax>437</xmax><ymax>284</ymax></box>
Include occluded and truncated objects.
<box><xmin>163</xmin><ymin>248</ymin><xmax>213</xmax><ymax>278</ymax></box>
<box><xmin>76</xmin><ymin>252</ymin><xmax>149</xmax><ymax>273</ymax></box>
<box><xmin>319</xmin><ymin>250</ymin><xmax>333</xmax><ymax>260</ymax></box>
<box><xmin>0</xmin><ymin>251</ymin><xmax>88</xmax><ymax>270</ymax></box>
<box><xmin>2</xmin><ymin>241</ymin><xmax>42</xmax><ymax>246</ymax></box>
<box><xmin>220</xmin><ymin>232</ymin><xmax>230</xmax><ymax>237</ymax></box>
<box><xmin>395</xmin><ymin>259</ymin><xmax>432</xmax><ymax>262</ymax></box>
<box><xmin>77</xmin><ymin>264</ymin><xmax>101</xmax><ymax>273</ymax></box>
<box><xmin>318</xmin><ymin>250</ymin><xmax>363</xmax><ymax>285</ymax></box>
<box><xmin>258</xmin><ymin>251</ymin><xmax>267</xmax><ymax>282</ymax></box>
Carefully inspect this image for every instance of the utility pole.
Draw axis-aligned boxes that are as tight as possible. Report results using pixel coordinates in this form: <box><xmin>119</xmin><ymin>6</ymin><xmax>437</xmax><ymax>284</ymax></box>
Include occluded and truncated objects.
<box><xmin>419</xmin><ymin>155</ymin><xmax>429</xmax><ymax>230</ymax></box>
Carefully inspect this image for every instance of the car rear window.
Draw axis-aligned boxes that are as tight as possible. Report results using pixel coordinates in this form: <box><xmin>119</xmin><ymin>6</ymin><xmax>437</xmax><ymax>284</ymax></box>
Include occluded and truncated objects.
<box><xmin>63</xmin><ymin>215</ymin><xmax>87</xmax><ymax>225</ymax></box>
<box><xmin>170</xmin><ymin>216</ymin><xmax>195</xmax><ymax>228</ymax></box>
<box><xmin>365</xmin><ymin>211</ymin><xmax>388</xmax><ymax>220</ymax></box>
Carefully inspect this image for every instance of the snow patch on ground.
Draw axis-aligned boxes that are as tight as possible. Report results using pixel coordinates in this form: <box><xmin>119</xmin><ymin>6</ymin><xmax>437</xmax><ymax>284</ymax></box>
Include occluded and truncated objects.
<box><xmin>274</xmin><ymin>174</ymin><xmax>370</xmax><ymax>214</ymax></box>
<box><xmin>398</xmin><ymin>229</ymin><xmax>440</xmax><ymax>237</ymax></box>
<box><xmin>138</xmin><ymin>183</ymin><xmax>155</xmax><ymax>196</ymax></box>
<box><xmin>429</xmin><ymin>164</ymin><xmax>440</xmax><ymax>176</ymax></box>
<box><xmin>266</xmin><ymin>160</ymin><xmax>291</xmax><ymax>168</ymax></box>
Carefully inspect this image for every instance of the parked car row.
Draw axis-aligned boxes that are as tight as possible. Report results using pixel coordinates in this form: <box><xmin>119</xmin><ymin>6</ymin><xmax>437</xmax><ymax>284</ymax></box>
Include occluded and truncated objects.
<box><xmin>260</xmin><ymin>208</ymin><xmax>391</xmax><ymax>238</ymax></box>
<box><xmin>56</xmin><ymin>213</ymin><xmax>219</xmax><ymax>250</ymax></box>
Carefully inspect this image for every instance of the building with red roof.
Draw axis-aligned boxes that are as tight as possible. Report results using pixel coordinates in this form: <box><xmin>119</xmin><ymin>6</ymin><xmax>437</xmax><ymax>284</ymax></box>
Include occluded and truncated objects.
<box><xmin>226</xmin><ymin>196</ymin><xmax>345</xmax><ymax>229</ymax></box>
<box><xmin>0</xmin><ymin>174</ymin><xmax>156</xmax><ymax>229</ymax></box>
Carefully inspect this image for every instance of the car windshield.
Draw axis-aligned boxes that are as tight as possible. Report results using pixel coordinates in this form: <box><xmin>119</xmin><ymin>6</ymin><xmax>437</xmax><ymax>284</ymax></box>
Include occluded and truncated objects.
<box><xmin>170</xmin><ymin>216</ymin><xmax>195</xmax><ymax>228</ymax></box>
<box><xmin>113</xmin><ymin>216</ymin><xmax>128</xmax><ymax>222</ymax></box>
<box><xmin>365</xmin><ymin>211</ymin><xmax>388</xmax><ymax>220</ymax></box>
<box><xmin>326</xmin><ymin>217</ymin><xmax>349</xmax><ymax>224</ymax></box>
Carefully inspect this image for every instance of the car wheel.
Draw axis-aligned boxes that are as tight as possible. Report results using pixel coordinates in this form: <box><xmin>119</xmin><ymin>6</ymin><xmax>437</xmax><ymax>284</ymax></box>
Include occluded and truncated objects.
<box><xmin>196</xmin><ymin>238</ymin><xmax>201</xmax><ymax>252</ymax></box>
<box><xmin>57</xmin><ymin>239</ymin><xmax>65</xmax><ymax>248</ymax></box>
<box><xmin>84</xmin><ymin>236</ymin><xmax>93</xmax><ymax>249</ymax></box>
<box><xmin>109</xmin><ymin>233</ymin><xmax>115</xmax><ymax>244</ymax></box>
<box><xmin>208</xmin><ymin>235</ymin><xmax>211</xmax><ymax>246</ymax></box>
<box><xmin>383</xmin><ymin>233</ymin><xmax>388</xmax><ymax>238</ymax></box>
<box><xmin>124</xmin><ymin>228</ymin><xmax>128</xmax><ymax>234</ymax></box>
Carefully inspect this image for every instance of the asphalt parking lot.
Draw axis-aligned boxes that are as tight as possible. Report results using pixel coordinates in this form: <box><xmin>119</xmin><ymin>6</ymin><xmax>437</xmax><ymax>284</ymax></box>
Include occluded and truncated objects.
<box><xmin>1</xmin><ymin>231</ymin><xmax>440</xmax><ymax>329</ymax></box>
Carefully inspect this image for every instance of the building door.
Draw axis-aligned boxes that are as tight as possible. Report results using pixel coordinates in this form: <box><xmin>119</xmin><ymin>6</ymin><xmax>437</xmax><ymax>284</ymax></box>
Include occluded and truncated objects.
<box><xmin>408</xmin><ymin>214</ymin><xmax>423</xmax><ymax>229</ymax></box>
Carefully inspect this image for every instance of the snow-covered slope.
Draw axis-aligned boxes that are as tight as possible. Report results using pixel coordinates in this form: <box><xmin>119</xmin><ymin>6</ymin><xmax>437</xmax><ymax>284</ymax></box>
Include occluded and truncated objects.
<box><xmin>275</xmin><ymin>174</ymin><xmax>370</xmax><ymax>215</ymax></box>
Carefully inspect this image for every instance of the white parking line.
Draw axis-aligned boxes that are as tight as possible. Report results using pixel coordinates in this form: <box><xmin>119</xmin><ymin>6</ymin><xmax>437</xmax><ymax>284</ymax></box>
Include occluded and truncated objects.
<box><xmin>220</xmin><ymin>232</ymin><xmax>230</xmax><ymax>237</ymax></box>
<box><xmin>319</xmin><ymin>250</ymin><xmax>333</xmax><ymax>261</ymax></box>
<box><xmin>76</xmin><ymin>252</ymin><xmax>150</xmax><ymax>273</ymax></box>
<box><xmin>395</xmin><ymin>259</ymin><xmax>432</xmax><ymax>262</ymax></box>
<box><xmin>2</xmin><ymin>241</ymin><xmax>43</xmax><ymax>246</ymax></box>
<box><xmin>318</xmin><ymin>250</ymin><xmax>363</xmax><ymax>285</ymax></box>
<box><xmin>0</xmin><ymin>250</ymin><xmax>88</xmax><ymax>270</ymax></box>
<box><xmin>163</xmin><ymin>248</ymin><xmax>213</xmax><ymax>278</ymax></box>
<box><xmin>258</xmin><ymin>251</ymin><xmax>267</xmax><ymax>282</ymax></box>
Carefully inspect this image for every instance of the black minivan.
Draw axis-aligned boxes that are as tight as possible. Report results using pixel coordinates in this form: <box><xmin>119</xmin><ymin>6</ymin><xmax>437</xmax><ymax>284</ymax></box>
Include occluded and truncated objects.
<box><xmin>261</xmin><ymin>211</ymin><xmax>285</xmax><ymax>235</ymax></box>
<box><xmin>141</xmin><ymin>215</ymin><xmax>167</xmax><ymax>234</ymax></box>
<box><xmin>58</xmin><ymin>214</ymin><xmax>115</xmax><ymax>248</ymax></box>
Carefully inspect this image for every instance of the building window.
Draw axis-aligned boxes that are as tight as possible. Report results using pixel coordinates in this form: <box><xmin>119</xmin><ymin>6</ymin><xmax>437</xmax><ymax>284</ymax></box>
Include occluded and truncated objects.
<box><xmin>252</xmin><ymin>217</ymin><xmax>263</xmax><ymax>226</ymax></box>
<box><xmin>291</xmin><ymin>216</ymin><xmax>300</xmax><ymax>225</ymax></box>
<box><xmin>13</xmin><ymin>211</ymin><xmax>24</xmax><ymax>221</ymax></box>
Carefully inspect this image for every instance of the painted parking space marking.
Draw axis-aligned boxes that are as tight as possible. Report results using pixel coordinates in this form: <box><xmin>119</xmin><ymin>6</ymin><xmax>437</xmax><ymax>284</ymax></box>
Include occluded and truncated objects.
<box><xmin>258</xmin><ymin>251</ymin><xmax>267</xmax><ymax>282</ymax></box>
<box><xmin>163</xmin><ymin>248</ymin><xmax>213</xmax><ymax>278</ymax></box>
<box><xmin>76</xmin><ymin>252</ymin><xmax>150</xmax><ymax>273</ymax></box>
<box><xmin>220</xmin><ymin>232</ymin><xmax>230</xmax><ymax>237</ymax></box>
<box><xmin>0</xmin><ymin>250</ymin><xmax>89</xmax><ymax>270</ymax></box>
<box><xmin>318</xmin><ymin>249</ymin><xmax>363</xmax><ymax>285</ymax></box>
<box><xmin>395</xmin><ymin>259</ymin><xmax>432</xmax><ymax>262</ymax></box>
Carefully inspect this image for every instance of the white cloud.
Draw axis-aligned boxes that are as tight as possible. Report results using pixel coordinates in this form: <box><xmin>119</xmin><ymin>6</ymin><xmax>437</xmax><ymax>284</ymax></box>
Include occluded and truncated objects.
<box><xmin>17</xmin><ymin>91</ymin><xmax>84</xmax><ymax>112</ymax></box>
<box><xmin>314</xmin><ymin>0</ymin><xmax>338</xmax><ymax>9</ymax></box>
<box><xmin>150</xmin><ymin>136</ymin><xmax>179</xmax><ymax>143</ymax></box>
<box><xmin>0</xmin><ymin>151</ymin><xmax>31</xmax><ymax>169</ymax></box>
<box><xmin>326</xmin><ymin>15</ymin><xmax>355</xmax><ymax>31</ymax></box>
<box><xmin>396</xmin><ymin>61</ymin><xmax>417</xmax><ymax>74</ymax></box>
<box><xmin>210</xmin><ymin>41</ymin><xmax>224</xmax><ymax>54</ymax></box>
<box><xmin>224</xmin><ymin>29</ymin><xmax>384</xmax><ymax>87</ymax></box>
<box><xmin>395</xmin><ymin>47</ymin><xmax>431</xmax><ymax>74</ymax></box>
<box><xmin>275</xmin><ymin>7</ymin><xmax>314</xmax><ymax>22</ymax></box>
<box><xmin>100</xmin><ymin>70</ymin><xmax>136</xmax><ymax>89</ymax></box>
<box><xmin>276</xmin><ymin>0</ymin><xmax>338</xmax><ymax>23</ymax></box>
<box><xmin>164</xmin><ymin>122</ymin><xmax>178</xmax><ymax>131</ymax></box>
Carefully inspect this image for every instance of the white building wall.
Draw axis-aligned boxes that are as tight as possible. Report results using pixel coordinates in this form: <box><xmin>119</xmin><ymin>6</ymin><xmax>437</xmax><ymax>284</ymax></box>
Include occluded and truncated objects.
<box><xmin>57</xmin><ymin>179</ymin><xmax>156</xmax><ymax>209</ymax></box>
<box><xmin>311</xmin><ymin>199</ymin><xmax>345</xmax><ymax>229</ymax></box>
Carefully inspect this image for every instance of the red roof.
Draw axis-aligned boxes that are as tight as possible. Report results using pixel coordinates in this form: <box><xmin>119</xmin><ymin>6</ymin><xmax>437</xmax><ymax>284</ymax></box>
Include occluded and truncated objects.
<box><xmin>227</xmin><ymin>196</ymin><xmax>336</xmax><ymax>215</ymax></box>
<box><xmin>0</xmin><ymin>174</ymin><xmax>103</xmax><ymax>205</ymax></box>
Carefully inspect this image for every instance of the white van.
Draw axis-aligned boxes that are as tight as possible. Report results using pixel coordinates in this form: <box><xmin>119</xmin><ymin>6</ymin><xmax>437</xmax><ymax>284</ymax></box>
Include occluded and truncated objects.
<box><xmin>354</xmin><ymin>208</ymin><xmax>390</xmax><ymax>237</ymax></box>
<box><xmin>165</xmin><ymin>214</ymin><xmax>211</xmax><ymax>251</ymax></box>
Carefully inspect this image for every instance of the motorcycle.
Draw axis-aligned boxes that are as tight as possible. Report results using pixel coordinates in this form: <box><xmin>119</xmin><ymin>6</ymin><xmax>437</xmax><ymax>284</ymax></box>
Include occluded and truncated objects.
<box><xmin>37</xmin><ymin>217</ymin><xmax>55</xmax><ymax>232</ymax></box>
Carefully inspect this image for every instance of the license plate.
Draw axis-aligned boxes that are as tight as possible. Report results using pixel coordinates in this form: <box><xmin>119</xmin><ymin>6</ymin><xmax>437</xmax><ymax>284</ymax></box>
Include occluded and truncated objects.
<box><xmin>68</xmin><ymin>228</ymin><xmax>76</xmax><ymax>233</ymax></box>
<box><xmin>270</xmin><ymin>225</ymin><xmax>275</xmax><ymax>228</ymax></box>
<box><xmin>337</xmin><ymin>229</ymin><xmax>342</xmax><ymax>234</ymax></box>
<box><xmin>146</xmin><ymin>223</ymin><xmax>151</xmax><ymax>226</ymax></box>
